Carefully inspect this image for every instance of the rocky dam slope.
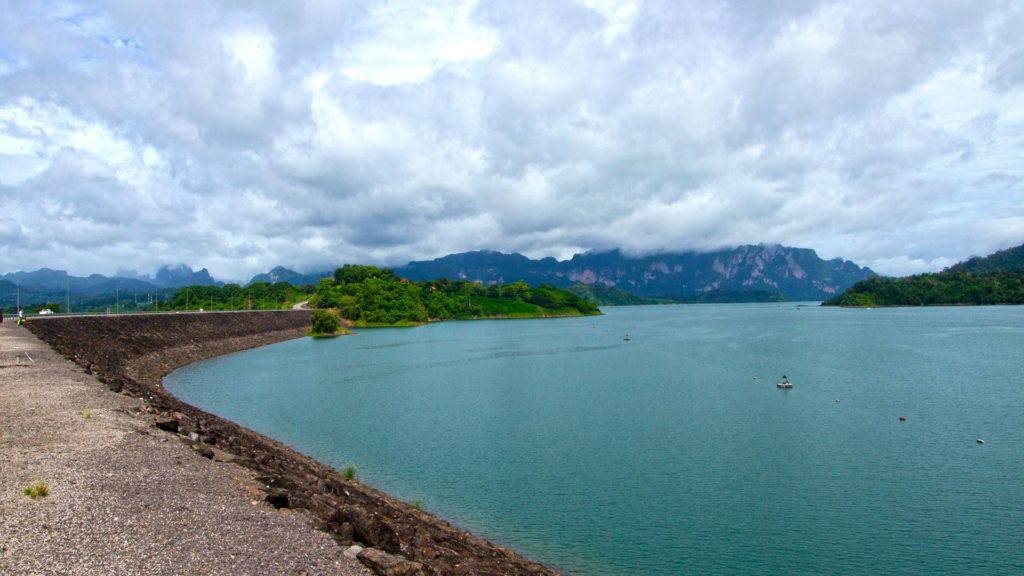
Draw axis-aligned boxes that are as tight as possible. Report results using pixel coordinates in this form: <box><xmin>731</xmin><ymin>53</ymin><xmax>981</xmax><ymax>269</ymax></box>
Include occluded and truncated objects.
<box><xmin>24</xmin><ymin>311</ymin><xmax>558</xmax><ymax>576</ymax></box>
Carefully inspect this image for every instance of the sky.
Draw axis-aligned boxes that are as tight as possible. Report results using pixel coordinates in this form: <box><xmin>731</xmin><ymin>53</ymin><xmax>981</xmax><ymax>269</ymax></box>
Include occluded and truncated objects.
<box><xmin>1</xmin><ymin>0</ymin><xmax>1022</xmax><ymax>282</ymax></box>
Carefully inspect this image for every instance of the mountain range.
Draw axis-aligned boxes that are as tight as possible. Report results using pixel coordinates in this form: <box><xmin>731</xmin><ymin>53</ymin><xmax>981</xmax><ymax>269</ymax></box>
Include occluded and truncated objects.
<box><xmin>241</xmin><ymin>245</ymin><xmax>874</xmax><ymax>302</ymax></box>
<box><xmin>2</xmin><ymin>245</ymin><xmax>875</xmax><ymax>311</ymax></box>
<box><xmin>393</xmin><ymin>245</ymin><xmax>874</xmax><ymax>301</ymax></box>
<box><xmin>0</xmin><ymin>264</ymin><xmax>221</xmax><ymax>311</ymax></box>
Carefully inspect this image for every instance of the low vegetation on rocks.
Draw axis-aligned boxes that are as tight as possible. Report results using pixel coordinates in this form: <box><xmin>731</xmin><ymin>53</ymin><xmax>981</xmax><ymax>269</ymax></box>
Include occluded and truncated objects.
<box><xmin>22</xmin><ymin>480</ymin><xmax>49</xmax><ymax>499</ymax></box>
<box><xmin>342</xmin><ymin>465</ymin><xmax>357</xmax><ymax>481</ymax></box>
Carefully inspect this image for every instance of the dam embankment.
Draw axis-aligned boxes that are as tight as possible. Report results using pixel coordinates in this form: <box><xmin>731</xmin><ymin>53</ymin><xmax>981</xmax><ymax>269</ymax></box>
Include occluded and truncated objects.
<box><xmin>26</xmin><ymin>312</ymin><xmax>558</xmax><ymax>576</ymax></box>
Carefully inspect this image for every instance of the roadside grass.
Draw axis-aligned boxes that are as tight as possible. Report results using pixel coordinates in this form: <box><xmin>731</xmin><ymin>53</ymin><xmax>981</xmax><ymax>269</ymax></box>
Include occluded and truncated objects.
<box><xmin>22</xmin><ymin>480</ymin><xmax>49</xmax><ymax>499</ymax></box>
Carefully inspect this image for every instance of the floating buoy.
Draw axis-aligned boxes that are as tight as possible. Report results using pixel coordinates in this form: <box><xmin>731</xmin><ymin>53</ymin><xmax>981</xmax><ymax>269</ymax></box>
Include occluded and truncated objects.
<box><xmin>898</xmin><ymin>416</ymin><xmax>906</xmax><ymax>422</ymax></box>
<box><xmin>976</xmin><ymin>438</ymin><xmax>985</xmax><ymax>444</ymax></box>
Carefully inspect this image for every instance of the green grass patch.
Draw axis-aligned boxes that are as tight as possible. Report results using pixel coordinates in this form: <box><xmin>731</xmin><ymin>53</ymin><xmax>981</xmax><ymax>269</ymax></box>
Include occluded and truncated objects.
<box><xmin>342</xmin><ymin>465</ymin><xmax>356</xmax><ymax>481</ymax></box>
<box><xmin>75</xmin><ymin>409</ymin><xmax>92</xmax><ymax>419</ymax></box>
<box><xmin>22</xmin><ymin>480</ymin><xmax>49</xmax><ymax>499</ymax></box>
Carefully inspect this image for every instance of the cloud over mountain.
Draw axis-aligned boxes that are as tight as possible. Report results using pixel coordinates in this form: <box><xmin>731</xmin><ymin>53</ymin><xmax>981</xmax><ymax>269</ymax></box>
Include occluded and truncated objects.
<box><xmin>1</xmin><ymin>0</ymin><xmax>1021</xmax><ymax>281</ymax></box>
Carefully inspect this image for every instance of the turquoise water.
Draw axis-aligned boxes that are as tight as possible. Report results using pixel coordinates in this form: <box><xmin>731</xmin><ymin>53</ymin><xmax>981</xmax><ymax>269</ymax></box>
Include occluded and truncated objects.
<box><xmin>166</xmin><ymin>305</ymin><xmax>1024</xmax><ymax>575</ymax></box>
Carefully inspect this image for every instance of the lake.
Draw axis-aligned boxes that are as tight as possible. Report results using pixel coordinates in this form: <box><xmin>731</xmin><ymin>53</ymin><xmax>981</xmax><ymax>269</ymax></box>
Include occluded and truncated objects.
<box><xmin>165</xmin><ymin>304</ymin><xmax>1024</xmax><ymax>575</ymax></box>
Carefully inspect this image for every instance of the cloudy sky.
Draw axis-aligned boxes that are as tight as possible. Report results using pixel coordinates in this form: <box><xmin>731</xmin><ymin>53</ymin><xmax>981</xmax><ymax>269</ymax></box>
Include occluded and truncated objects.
<box><xmin>1</xmin><ymin>0</ymin><xmax>1022</xmax><ymax>281</ymax></box>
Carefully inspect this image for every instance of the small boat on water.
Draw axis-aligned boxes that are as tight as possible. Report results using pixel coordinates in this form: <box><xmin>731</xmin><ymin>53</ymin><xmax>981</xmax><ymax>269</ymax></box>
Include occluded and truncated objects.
<box><xmin>623</xmin><ymin>334</ymin><xmax>631</xmax><ymax>341</ymax></box>
<box><xmin>777</xmin><ymin>375</ymin><xmax>793</xmax><ymax>389</ymax></box>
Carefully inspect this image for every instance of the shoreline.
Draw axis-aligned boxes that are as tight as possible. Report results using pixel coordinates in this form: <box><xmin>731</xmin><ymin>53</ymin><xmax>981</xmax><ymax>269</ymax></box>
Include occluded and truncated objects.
<box><xmin>23</xmin><ymin>311</ymin><xmax>560</xmax><ymax>575</ymax></box>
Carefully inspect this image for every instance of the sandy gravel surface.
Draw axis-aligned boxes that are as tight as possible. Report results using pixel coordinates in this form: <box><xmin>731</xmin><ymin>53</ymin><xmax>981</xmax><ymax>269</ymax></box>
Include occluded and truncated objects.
<box><xmin>0</xmin><ymin>321</ymin><xmax>373</xmax><ymax>576</ymax></box>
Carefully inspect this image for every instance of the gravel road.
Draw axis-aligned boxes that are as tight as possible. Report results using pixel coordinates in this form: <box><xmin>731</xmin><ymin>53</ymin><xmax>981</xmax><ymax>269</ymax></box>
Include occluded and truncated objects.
<box><xmin>0</xmin><ymin>321</ymin><xmax>373</xmax><ymax>576</ymax></box>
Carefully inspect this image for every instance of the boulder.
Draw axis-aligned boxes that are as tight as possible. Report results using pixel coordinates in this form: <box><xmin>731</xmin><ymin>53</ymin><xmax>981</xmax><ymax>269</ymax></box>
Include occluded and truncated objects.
<box><xmin>343</xmin><ymin>545</ymin><xmax>364</xmax><ymax>559</ymax></box>
<box><xmin>357</xmin><ymin>548</ymin><xmax>424</xmax><ymax>576</ymax></box>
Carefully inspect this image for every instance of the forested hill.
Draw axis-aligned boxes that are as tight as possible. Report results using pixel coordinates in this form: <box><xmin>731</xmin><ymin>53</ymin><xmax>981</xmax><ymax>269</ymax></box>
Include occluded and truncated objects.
<box><xmin>947</xmin><ymin>244</ymin><xmax>1024</xmax><ymax>274</ymax></box>
<box><xmin>312</xmin><ymin>265</ymin><xmax>600</xmax><ymax>326</ymax></box>
<box><xmin>824</xmin><ymin>243</ymin><xmax>1024</xmax><ymax>307</ymax></box>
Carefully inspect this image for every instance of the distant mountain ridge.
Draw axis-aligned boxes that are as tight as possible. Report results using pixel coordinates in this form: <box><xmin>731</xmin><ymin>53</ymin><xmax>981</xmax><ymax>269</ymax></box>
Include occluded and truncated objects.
<box><xmin>154</xmin><ymin>264</ymin><xmax>220</xmax><ymax>288</ymax></box>
<box><xmin>246</xmin><ymin>266</ymin><xmax>330</xmax><ymax>287</ymax></box>
<box><xmin>0</xmin><ymin>264</ymin><xmax>223</xmax><ymax>311</ymax></box>
<box><xmin>394</xmin><ymin>245</ymin><xmax>875</xmax><ymax>301</ymax></box>
<box><xmin>0</xmin><ymin>264</ymin><xmax>220</xmax><ymax>294</ymax></box>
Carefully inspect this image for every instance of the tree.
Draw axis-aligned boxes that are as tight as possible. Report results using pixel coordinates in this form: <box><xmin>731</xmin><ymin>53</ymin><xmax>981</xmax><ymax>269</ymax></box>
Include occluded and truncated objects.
<box><xmin>310</xmin><ymin>309</ymin><xmax>340</xmax><ymax>335</ymax></box>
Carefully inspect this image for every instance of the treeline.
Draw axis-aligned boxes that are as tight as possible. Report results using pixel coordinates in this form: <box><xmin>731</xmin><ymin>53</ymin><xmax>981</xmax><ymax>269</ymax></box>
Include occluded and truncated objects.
<box><xmin>824</xmin><ymin>269</ymin><xmax>1024</xmax><ymax>307</ymax></box>
<box><xmin>312</xmin><ymin>265</ymin><xmax>600</xmax><ymax>326</ymax></box>
<box><xmin>566</xmin><ymin>283</ymin><xmax>671</xmax><ymax>305</ymax></box>
<box><xmin>161</xmin><ymin>282</ymin><xmax>314</xmax><ymax>311</ymax></box>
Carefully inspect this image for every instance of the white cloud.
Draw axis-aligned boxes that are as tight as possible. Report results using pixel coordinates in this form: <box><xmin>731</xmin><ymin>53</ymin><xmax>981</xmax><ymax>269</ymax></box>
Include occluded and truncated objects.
<box><xmin>339</xmin><ymin>0</ymin><xmax>498</xmax><ymax>86</ymax></box>
<box><xmin>0</xmin><ymin>0</ymin><xmax>1021</xmax><ymax>280</ymax></box>
<box><xmin>578</xmin><ymin>0</ymin><xmax>638</xmax><ymax>44</ymax></box>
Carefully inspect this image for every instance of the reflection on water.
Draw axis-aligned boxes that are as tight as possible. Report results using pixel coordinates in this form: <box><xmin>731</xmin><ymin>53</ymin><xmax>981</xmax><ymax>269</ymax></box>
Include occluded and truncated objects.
<box><xmin>167</xmin><ymin>305</ymin><xmax>1024</xmax><ymax>576</ymax></box>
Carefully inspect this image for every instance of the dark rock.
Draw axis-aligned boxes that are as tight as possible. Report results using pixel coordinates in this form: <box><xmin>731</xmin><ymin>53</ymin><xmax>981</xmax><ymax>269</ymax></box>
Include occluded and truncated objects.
<box><xmin>256</xmin><ymin>474</ymin><xmax>299</xmax><ymax>492</ymax></box>
<box><xmin>194</xmin><ymin>444</ymin><xmax>214</xmax><ymax>459</ymax></box>
<box><xmin>155</xmin><ymin>418</ymin><xmax>179</xmax><ymax>433</ymax></box>
<box><xmin>265</xmin><ymin>490</ymin><xmax>290</xmax><ymax>509</ymax></box>
<box><xmin>338</xmin><ymin>522</ymin><xmax>355</xmax><ymax>544</ymax></box>
<box><xmin>357</xmin><ymin>548</ymin><xmax>424</xmax><ymax>576</ymax></box>
<box><xmin>340</xmin><ymin>505</ymin><xmax>401</xmax><ymax>553</ymax></box>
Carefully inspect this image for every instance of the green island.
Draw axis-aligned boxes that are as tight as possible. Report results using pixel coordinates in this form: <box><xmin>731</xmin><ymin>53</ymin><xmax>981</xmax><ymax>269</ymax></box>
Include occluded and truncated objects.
<box><xmin>311</xmin><ymin>265</ymin><xmax>600</xmax><ymax>327</ymax></box>
<box><xmin>824</xmin><ymin>243</ymin><xmax>1024</xmax><ymax>307</ymax></box>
